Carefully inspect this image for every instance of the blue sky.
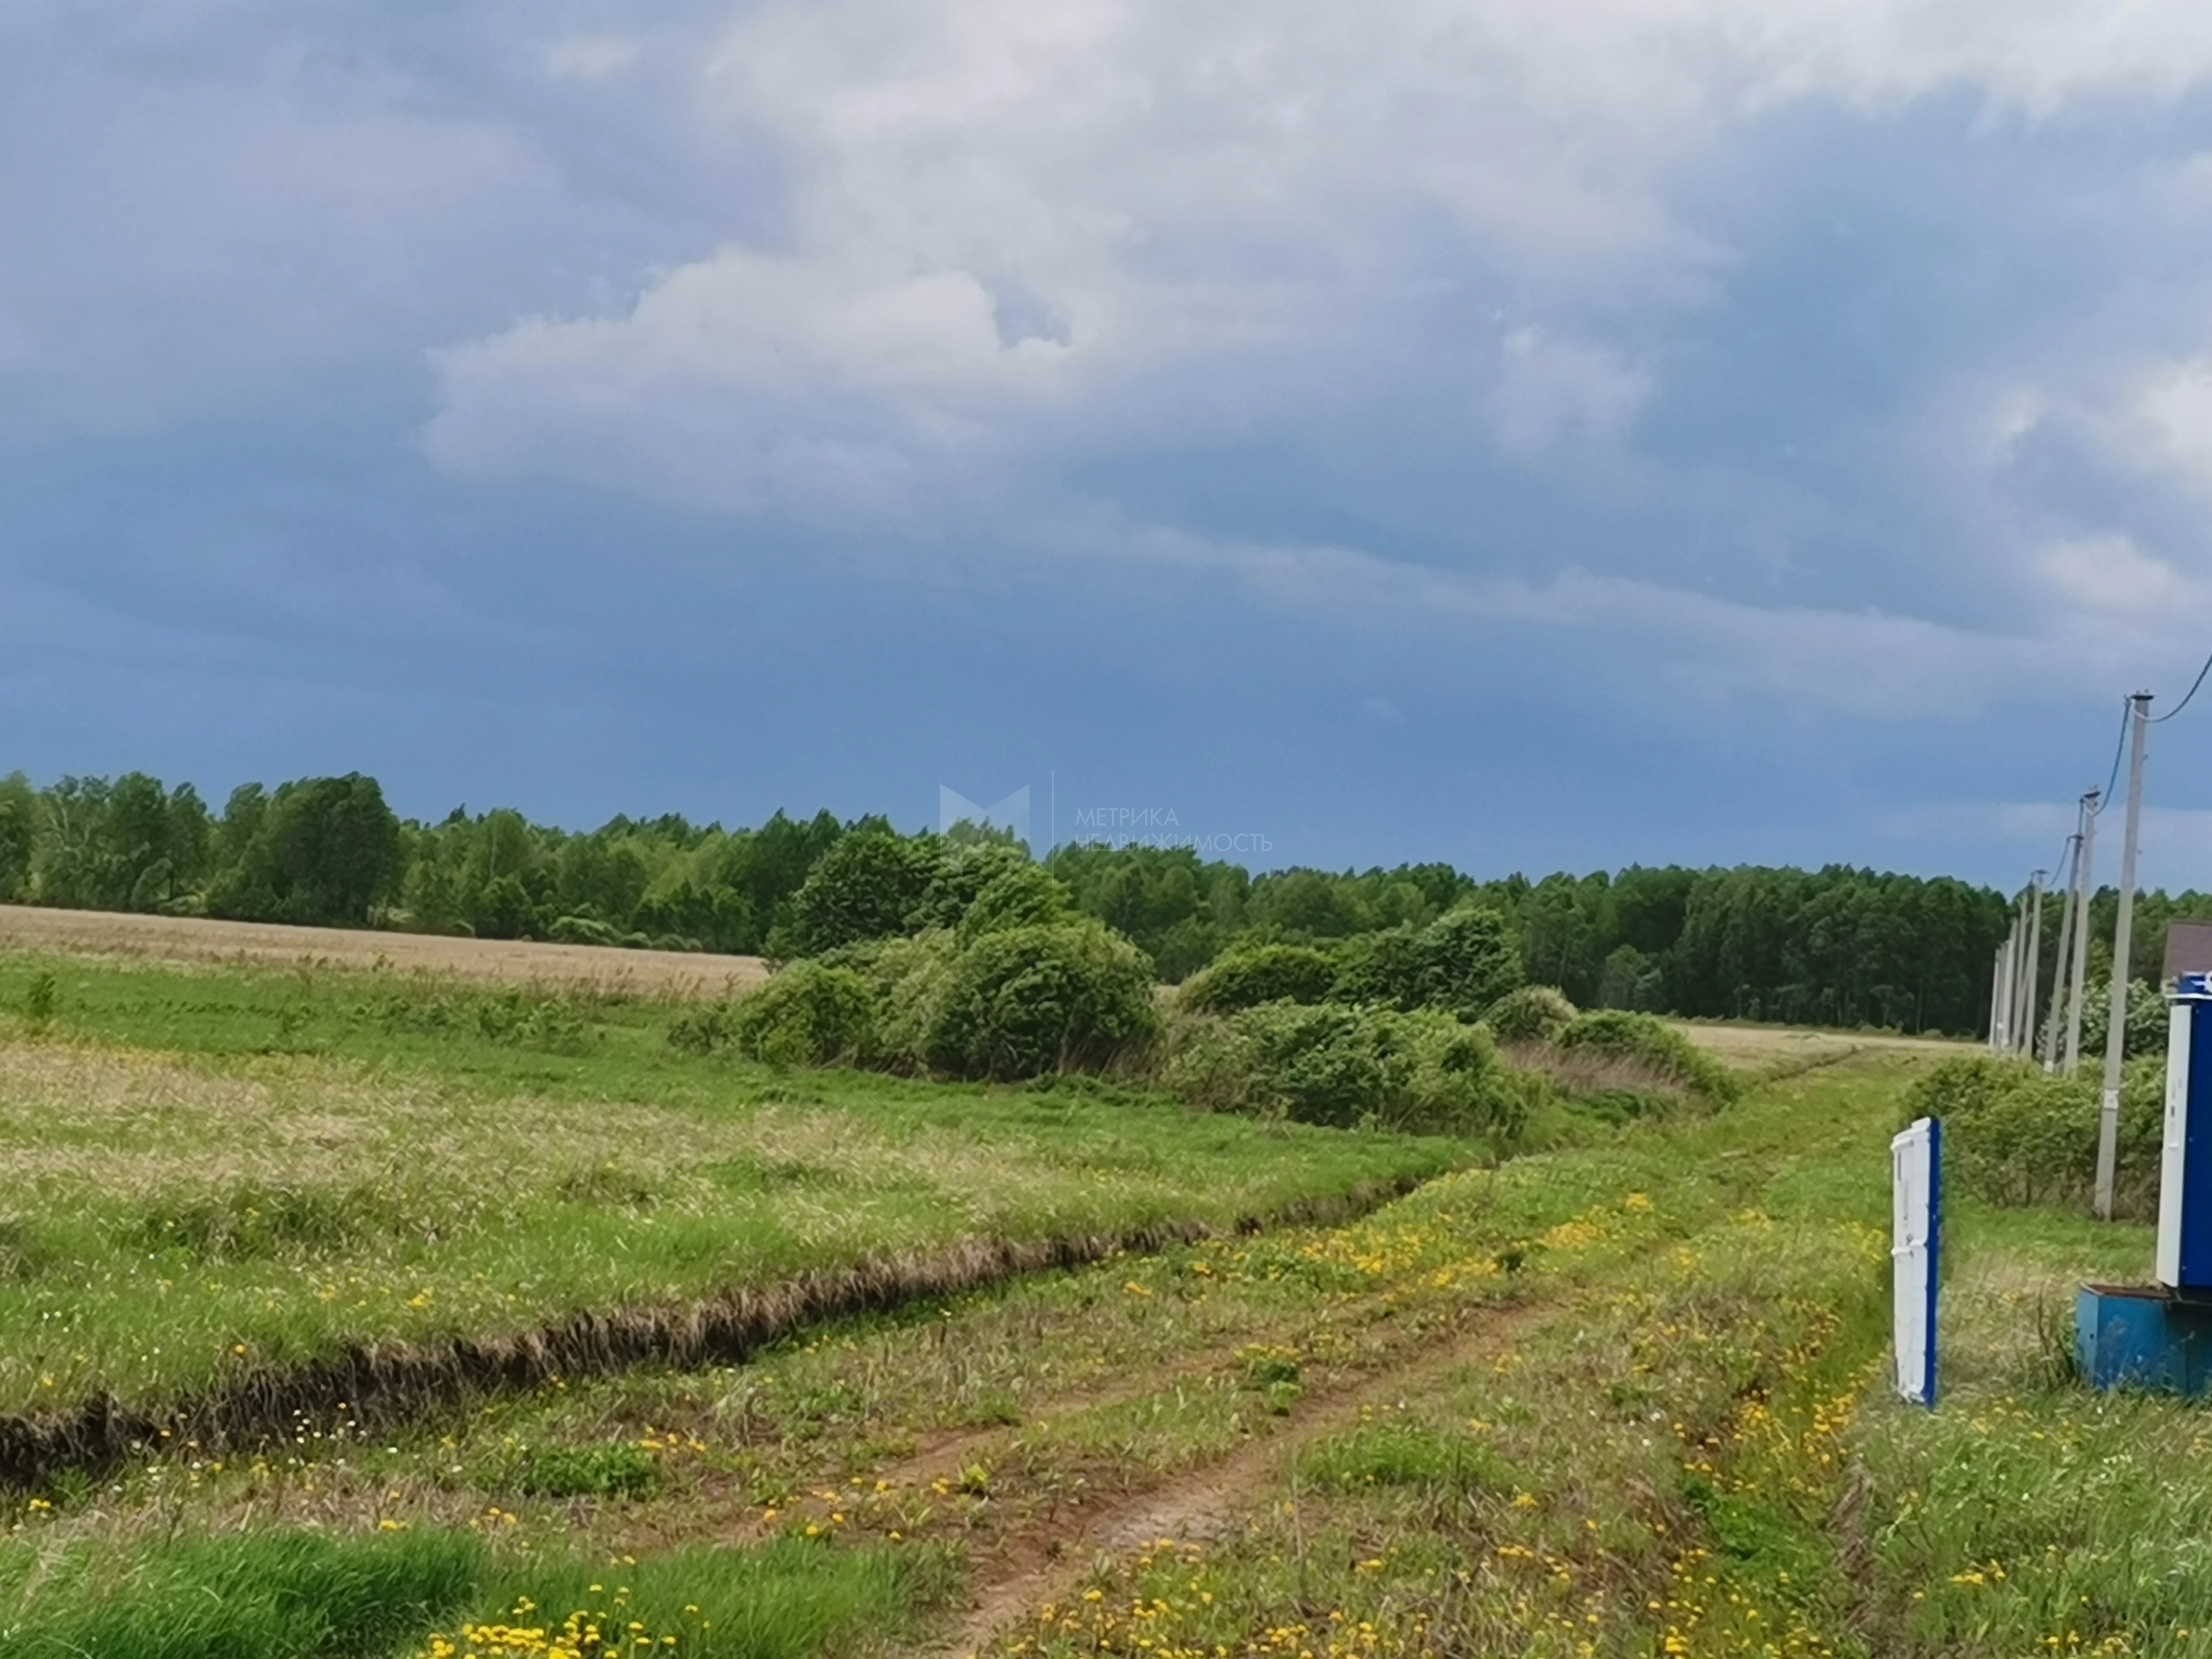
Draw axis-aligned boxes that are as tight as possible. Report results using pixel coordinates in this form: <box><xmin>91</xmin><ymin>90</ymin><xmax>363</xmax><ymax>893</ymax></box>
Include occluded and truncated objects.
<box><xmin>13</xmin><ymin>2</ymin><xmax>2212</xmax><ymax>888</ymax></box>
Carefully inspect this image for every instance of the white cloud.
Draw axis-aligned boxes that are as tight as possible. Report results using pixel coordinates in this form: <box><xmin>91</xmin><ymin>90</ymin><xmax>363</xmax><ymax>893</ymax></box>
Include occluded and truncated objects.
<box><xmin>2124</xmin><ymin>357</ymin><xmax>2212</xmax><ymax>496</ymax></box>
<box><xmin>1719</xmin><ymin>0</ymin><xmax>2212</xmax><ymax>116</ymax></box>
<box><xmin>28</xmin><ymin>0</ymin><xmax>2212</xmax><ymax>731</ymax></box>
<box><xmin>423</xmin><ymin>250</ymin><xmax>1086</xmax><ymax>516</ymax></box>
<box><xmin>427</xmin><ymin>0</ymin><xmax>1746</xmax><ymax>515</ymax></box>
<box><xmin>2038</xmin><ymin>533</ymin><xmax>2202</xmax><ymax>615</ymax></box>
<box><xmin>427</xmin><ymin>0</ymin><xmax>2212</xmax><ymax>525</ymax></box>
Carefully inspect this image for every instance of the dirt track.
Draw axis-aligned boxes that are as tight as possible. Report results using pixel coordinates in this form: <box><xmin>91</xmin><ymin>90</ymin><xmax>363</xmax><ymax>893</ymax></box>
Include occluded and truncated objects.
<box><xmin>942</xmin><ymin>1297</ymin><xmax>1554</xmax><ymax>1656</ymax></box>
<box><xmin>0</xmin><ymin>904</ymin><xmax>769</xmax><ymax>997</ymax></box>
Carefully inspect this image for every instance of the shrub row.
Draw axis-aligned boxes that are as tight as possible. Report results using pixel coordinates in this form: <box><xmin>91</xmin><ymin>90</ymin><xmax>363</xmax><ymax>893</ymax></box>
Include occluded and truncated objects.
<box><xmin>682</xmin><ymin>854</ymin><xmax>1744</xmax><ymax>1147</ymax></box>
<box><xmin>1902</xmin><ymin>1055</ymin><xmax>2163</xmax><ymax>1217</ymax></box>
<box><xmin>1161</xmin><ymin>1002</ymin><xmax>1542</xmax><ymax>1142</ymax></box>
<box><xmin>672</xmin><ymin>919</ymin><xmax>1161</xmax><ymax>1083</ymax></box>
<box><xmin>785</xmin><ymin>836</ymin><xmax>1067</xmax><ymax>957</ymax></box>
<box><xmin>1177</xmin><ymin>908</ymin><xmax>1525</xmax><ymax>1022</ymax></box>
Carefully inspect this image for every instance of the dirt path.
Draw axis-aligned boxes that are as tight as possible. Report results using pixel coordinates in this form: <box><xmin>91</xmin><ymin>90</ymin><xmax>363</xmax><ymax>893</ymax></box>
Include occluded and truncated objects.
<box><xmin>941</xmin><ymin>1296</ymin><xmax>1559</xmax><ymax>1656</ymax></box>
<box><xmin>0</xmin><ymin>904</ymin><xmax>768</xmax><ymax>996</ymax></box>
<box><xmin>681</xmin><ymin>1298</ymin><xmax>1421</xmax><ymax>1556</ymax></box>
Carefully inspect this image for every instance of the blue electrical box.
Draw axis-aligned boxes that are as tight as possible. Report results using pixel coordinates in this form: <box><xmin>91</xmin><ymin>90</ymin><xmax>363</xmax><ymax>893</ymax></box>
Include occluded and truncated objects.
<box><xmin>2078</xmin><ymin>1284</ymin><xmax>2212</xmax><ymax>1392</ymax></box>
<box><xmin>2078</xmin><ymin>973</ymin><xmax>2212</xmax><ymax>1395</ymax></box>
<box><xmin>2161</xmin><ymin>972</ymin><xmax>2212</xmax><ymax>1291</ymax></box>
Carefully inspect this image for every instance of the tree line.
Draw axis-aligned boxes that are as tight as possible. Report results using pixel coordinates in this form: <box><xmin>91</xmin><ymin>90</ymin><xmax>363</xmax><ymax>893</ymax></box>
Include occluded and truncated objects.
<box><xmin>1</xmin><ymin>766</ymin><xmax>2186</xmax><ymax>1036</ymax></box>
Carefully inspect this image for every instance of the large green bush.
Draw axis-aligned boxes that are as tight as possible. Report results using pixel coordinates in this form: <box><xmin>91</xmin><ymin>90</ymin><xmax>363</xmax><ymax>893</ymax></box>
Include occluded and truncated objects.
<box><xmin>1180</xmin><ymin>908</ymin><xmax>1527</xmax><ymax>1025</ymax></box>
<box><xmin>956</xmin><ymin>862</ymin><xmax>1070</xmax><ymax>943</ymax></box>
<box><xmin>786</xmin><ymin>833</ymin><xmax>941</xmax><ymax>955</ymax></box>
<box><xmin>1168</xmin><ymin>1003</ymin><xmax>1381</xmax><ymax>1126</ymax></box>
<box><xmin>1179</xmin><ymin>942</ymin><xmax>1339</xmax><ymax>1014</ymax></box>
<box><xmin>1327</xmin><ymin>927</ymin><xmax>1423</xmax><ymax>1008</ymax></box>
<box><xmin>1164</xmin><ymin>1003</ymin><xmax>1540</xmax><ymax>1142</ymax></box>
<box><xmin>1554</xmin><ymin>1010</ymin><xmax>1739</xmax><ymax>1105</ymax></box>
<box><xmin>1902</xmin><ymin>1055</ymin><xmax>2162</xmax><ymax>1217</ymax></box>
<box><xmin>922</xmin><ymin>921</ymin><xmax>1161</xmax><ymax>1081</ymax></box>
<box><xmin>1485</xmin><ymin>985</ymin><xmax>1578</xmax><ymax>1045</ymax></box>
<box><xmin>2077</xmin><ymin>979</ymin><xmax>2168</xmax><ymax>1063</ymax></box>
<box><xmin>839</xmin><ymin>930</ymin><xmax>959</xmax><ymax>1072</ymax></box>
<box><xmin>912</xmin><ymin>842</ymin><xmax>1029</xmax><ymax>930</ymax></box>
<box><xmin>727</xmin><ymin>961</ymin><xmax>880</xmax><ymax>1067</ymax></box>
<box><xmin>1319</xmin><ymin>908</ymin><xmax>1526</xmax><ymax>1019</ymax></box>
<box><xmin>1408</xmin><ymin>907</ymin><xmax>1526</xmax><ymax>1019</ymax></box>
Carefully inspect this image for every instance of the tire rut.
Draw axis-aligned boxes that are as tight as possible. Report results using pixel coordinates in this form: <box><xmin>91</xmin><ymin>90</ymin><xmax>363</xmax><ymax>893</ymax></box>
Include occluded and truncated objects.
<box><xmin>651</xmin><ymin>1289</ymin><xmax>1467</xmax><ymax>1556</ymax></box>
<box><xmin>940</xmin><ymin>1293</ymin><xmax>1564</xmax><ymax>1657</ymax></box>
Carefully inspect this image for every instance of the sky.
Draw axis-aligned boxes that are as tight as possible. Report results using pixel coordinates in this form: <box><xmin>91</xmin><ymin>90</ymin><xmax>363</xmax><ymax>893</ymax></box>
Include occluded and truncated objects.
<box><xmin>15</xmin><ymin>3</ymin><xmax>2212</xmax><ymax>889</ymax></box>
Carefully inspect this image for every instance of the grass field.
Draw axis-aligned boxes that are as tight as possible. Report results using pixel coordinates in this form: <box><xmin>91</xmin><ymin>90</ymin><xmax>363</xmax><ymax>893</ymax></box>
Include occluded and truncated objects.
<box><xmin>1671</xmin><ymin>1020</ymin><xmax>1970</xmax><ymax>1068</ymax></box>
<box><xmin>0</xmin><ymin>952</ymin><xmax>1455</xmax><ymax>1440</ymax></box>
<box><xmin>0</xmin><ymin>902</ymin><xmax>769</xmax><ymax>995</ymax></box>
<box><xmin>0</xmin><ymin>937</ymin><xmax>2204</xmax><ymax>1656</ymax></box>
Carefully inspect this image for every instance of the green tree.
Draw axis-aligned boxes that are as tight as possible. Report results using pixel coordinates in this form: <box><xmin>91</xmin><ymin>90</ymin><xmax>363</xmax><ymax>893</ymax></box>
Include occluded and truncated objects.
<box><xmin>164</xmin><ymin>784</ymin><xmax>213</xmax><ymax>905</ymax></box>
<box><xmin>213</xmin><ymin>774</ymin><xmax>404</xmax><ymax>925</ymax></box>
<box><xmin>0</xmin><ymin>773</ymin><xmax>35</xmax><ymax>902</ymax></box>
<box><xmin>34</xmin><ymin>775</ymin><xmax>120</xmax><ymax>909</ymax></box>
<box><xmin>218</xmin><ymin>784</ymin><xmax>269</xmax><ymax>869</ymax></box>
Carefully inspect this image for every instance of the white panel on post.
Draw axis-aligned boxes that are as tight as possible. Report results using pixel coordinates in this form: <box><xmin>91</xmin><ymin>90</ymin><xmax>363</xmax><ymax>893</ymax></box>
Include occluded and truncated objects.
<box><xmin>1891</xmin><ymin>1117</ymin><xmax>1940</xmax><ymax>1408</ymax></box>
<box><xmin>2161</xmin><ymin>1000</ymin><xmax>2192</xmax><ymax>1288</ymax></box>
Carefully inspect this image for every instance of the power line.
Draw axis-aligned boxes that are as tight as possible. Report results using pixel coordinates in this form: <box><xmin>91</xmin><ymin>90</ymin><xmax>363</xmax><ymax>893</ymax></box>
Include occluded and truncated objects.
<box><xmin>2153</xmin><ymin>648</ymin><xmax>2212</xmax><ymax>724</ymax></box>
<box><xmin>2093</xmin><ymin>698</ymin><xmax>2130</xmax><ymax>814</ymax></box>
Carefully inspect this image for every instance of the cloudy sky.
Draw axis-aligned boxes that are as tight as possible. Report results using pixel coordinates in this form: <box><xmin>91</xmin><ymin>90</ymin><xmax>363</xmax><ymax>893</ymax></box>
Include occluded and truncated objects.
<box><xmin>12</xmin><ymin>1</ymin><xmax>2212</xmax><ymax>885</ymax></box>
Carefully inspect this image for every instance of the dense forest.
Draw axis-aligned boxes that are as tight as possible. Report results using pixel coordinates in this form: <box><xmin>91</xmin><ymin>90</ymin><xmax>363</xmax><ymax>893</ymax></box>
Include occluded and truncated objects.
<box><xmin>0</xmin><ymin>768</ymin><xmax>2189</xmax><ymax>1037</ymax></box>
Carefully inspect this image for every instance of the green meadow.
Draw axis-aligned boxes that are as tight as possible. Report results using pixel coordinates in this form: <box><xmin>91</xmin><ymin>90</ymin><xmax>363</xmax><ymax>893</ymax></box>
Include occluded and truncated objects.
<box><xmin>0</xmin><ymin>948</ymin><xmax>2206</xmax><ymax>1657</ymax></box>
